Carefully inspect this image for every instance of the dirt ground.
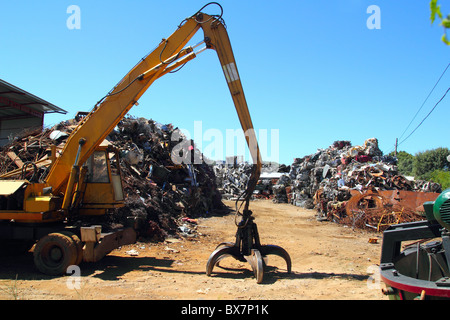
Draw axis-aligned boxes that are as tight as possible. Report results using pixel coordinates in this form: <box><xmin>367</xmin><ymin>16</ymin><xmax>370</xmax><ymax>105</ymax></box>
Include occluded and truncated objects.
<box><xmin>0</xmin><ymin>200</ymin><xmax>388</xmax><ymax>300</ymax></box>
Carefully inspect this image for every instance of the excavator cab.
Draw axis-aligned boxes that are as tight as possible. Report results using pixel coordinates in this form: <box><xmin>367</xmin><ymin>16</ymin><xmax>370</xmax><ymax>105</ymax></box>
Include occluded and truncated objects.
<box><xmin>0</xmin><ymin>144</ymin><xmax>124</xmax><ymax>220</ymax></box>
<box><xmin>75</xmin><ymin>145</ymin><xmax>125</xmax><ymax>216</ymax></box>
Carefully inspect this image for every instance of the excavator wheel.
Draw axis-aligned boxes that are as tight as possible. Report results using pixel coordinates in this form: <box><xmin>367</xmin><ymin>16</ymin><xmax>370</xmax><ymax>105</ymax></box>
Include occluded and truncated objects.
<box><xmin>33</xmin><ymin>232</ymin><xmax>78</xmax><ymax>276</ymax></box>
<box><xmin>59</xmin><ymin>231</ymin><xmax>83</xmax><ymax>266</ymax></box>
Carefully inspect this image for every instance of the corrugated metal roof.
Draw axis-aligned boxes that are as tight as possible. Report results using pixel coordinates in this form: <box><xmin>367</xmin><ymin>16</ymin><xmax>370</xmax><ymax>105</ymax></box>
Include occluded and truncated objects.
<box><xmin>0</xmin><ymin>79</ymin><xmax>67</xmax><ymax>119</ymax></box>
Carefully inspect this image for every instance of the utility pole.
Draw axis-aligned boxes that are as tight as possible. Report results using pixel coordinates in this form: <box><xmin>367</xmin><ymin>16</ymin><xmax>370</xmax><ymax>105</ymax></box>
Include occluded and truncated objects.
<box><xmin>394</xmin><ymin>138</ymin><xmax>398</xmax><ymax>156</ymax></box>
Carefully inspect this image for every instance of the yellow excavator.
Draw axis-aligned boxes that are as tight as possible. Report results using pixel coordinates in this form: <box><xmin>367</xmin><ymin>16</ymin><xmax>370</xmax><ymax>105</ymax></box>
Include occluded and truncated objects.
<box><xmin>0</xmin><ymin>2</ymin><xmax>291</xmax><ymax>283</ymax></box>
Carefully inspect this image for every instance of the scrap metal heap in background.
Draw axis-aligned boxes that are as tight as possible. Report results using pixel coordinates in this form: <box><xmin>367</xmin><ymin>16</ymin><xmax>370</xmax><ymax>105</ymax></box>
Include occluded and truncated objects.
<box><xmin>213</xmin><ymin>137</ymin><xmax>442</xmax><ymax>232</ymax></box>
<box><xmin>213</xmin><ymin>161</ymin><xmax>286</xmax><ymax>201</ymax></box>
<box><xmin>285</xmin><ymin>138</ymin><xmax>441</xmax><ymax>231</ymax></box>
<box><xmin>214</xmin><ymin>162</ymin><xmax>252</xmax><ymax>199</ymax></box>
<box><xmin>0</xmin><ymin>115</ymin><xmax>224</xmax><ymax>240</ymax></box>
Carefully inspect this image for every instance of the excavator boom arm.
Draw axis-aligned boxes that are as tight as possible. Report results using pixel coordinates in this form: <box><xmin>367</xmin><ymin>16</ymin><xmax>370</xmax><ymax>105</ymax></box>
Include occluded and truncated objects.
<box><xmin>201</xmin><ymin>16</ymin><xmax>262</xmax><ymax>206</ymax></box>
<box><xmin>45</xmin><ymin>9</ymin><xmax>261</xmax><ymax>207</ymax></box>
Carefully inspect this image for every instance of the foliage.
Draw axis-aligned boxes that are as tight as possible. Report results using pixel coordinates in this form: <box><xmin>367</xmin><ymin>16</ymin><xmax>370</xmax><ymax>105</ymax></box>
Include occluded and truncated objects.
<box><xmin>430</xmin><ymin>0</ymin><xmax>450</xmax><ymax>45</ymax></box>
<box><xmin>413</xmin><ymin>147</ymin><xmax>450</xmax><ymax>180</ymax></box>
<box><xmin>430</xmin><ymin>169</ymin><xmax>450</xmax><ymax>190</ymax></box>
<box><xmin>393</xmin><ymin>151</ymin><xmax>415</xmax><ymax>176</ymax></box>
<box><xmin>390</xmin><ymin>148</ymin><xmax>450</xmax><ymax>188</ymax></box>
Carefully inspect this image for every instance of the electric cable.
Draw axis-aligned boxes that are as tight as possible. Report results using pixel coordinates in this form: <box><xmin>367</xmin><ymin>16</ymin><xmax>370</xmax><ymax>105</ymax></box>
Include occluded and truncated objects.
<box><xmin>398</xmin><ymin>63</ymin><xmax>449</xmax><ymax>142</ymax></box>
<box><xmin>385</xmin><ymin>63</ymin><xmax>450</xmax><ymax>154</ymax></box>
<box><xmin>397</xmin><ymin>86</ymin><xmax>450</xmax><ymax>148</ymax></box>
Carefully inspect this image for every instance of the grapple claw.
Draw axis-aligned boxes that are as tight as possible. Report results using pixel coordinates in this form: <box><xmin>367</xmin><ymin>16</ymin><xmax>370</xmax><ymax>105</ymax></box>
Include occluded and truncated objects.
<box><xmin>214</xmin><ymin>242</ymin><xmax>236</xmax><ymax>250</ymax></box>
<box><xmin>260</xmin><ymin>244</ymin><xmax>292</xmax><ymax>273</ymax></box>
<box><xmin>245</xmin><ymin>249</ymin><xmax>264</xmax><ymax>284</ymax></box>
<box><xmin>206</xmin><ymin>245</ymin><xmax>242</xmax><ymax>276</ymax></box>
<box><xmin>206</xmin><ymin>208</ymin><xmax>291</xmax><ymax>284</ymax></box>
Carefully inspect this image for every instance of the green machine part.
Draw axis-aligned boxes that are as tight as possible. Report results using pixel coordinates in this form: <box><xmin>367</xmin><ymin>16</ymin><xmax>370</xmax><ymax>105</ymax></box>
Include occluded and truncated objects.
<box><xmin>424</xmin><ymin>188</ymin><xmax>450</xmax><ymax>229</ymax></box>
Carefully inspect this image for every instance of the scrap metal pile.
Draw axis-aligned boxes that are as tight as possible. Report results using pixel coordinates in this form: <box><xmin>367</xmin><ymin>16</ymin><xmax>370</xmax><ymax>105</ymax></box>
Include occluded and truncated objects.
<box><xmin>0</xmin><ymin>115</ymin><xmax>224</xmax><ymax>240</ymax></box>
<box><xmin>213</xmin><ymin>162</ymin><xmax>253</xmax><ymax>200</ymax></box>
<box><xmin>283</xmin><ymin>138</ymin><xmax>442</xmax><ymax>231</ymax></box>
<box><xmin>213</xmin><ymin>162</ymin><xmax>288</xmax><ymax>200</ymax></box>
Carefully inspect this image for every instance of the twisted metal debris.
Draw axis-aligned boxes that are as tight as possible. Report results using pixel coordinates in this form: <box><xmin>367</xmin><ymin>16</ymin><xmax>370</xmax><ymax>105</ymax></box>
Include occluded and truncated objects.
<box><xmin>287</xmin><ymin>138</ymin><xmax>441</xmax><ymax>231</ymax></box>
<box><xmin>212</xmin><ymin>138</ymin><xmax>443</xmax><ymax>232</ymax></box>
<box><xmin>0</xmin><ymin>115</ymin><xmax>224</xmax><ymax>240</ymax></box>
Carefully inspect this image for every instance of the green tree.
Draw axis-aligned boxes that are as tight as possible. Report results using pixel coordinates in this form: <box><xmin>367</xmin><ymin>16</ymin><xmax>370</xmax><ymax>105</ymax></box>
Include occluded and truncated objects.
<box><xmin>396</xmin><ymin>151</ymin><xmax>415</xmax><ymax>176</ymax></box>
<box><xmin>414</xmin><ymin>147</ymin><xmax>450</xmax><ymax>180</ymax></box>
<box><xmin>430</xmin><ymin>0</ymin><xmax>450</xmax><ymax>45</ymax></box>
<box><xmin>389</xmin><ymin>151</ymin><xmax>415</xmax><ymax>176</ymax></box>
<box><xmin>430</xmin><ymin>169</ymin><xmax>450</xmax><ymax>189</ymax></box>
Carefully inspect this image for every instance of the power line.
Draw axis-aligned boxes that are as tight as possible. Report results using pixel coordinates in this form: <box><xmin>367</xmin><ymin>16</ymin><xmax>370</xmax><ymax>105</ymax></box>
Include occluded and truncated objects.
<box><xmin>397</xmin><ymin>86</ymin><xmax>450</xmax><ymax>148</ymax></box>
<box><xmin>385</xmin><ymin>63</ymin><xmax>450</xmax><ymax>155</ymax></box>
<box><xmin>398</xmin><ymin>62</ymin><xmax>449</xmax><ymax>141</ymax></box>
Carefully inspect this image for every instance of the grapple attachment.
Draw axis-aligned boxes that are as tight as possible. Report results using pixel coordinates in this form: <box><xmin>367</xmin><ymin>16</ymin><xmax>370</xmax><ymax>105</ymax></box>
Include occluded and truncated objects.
<box><xmin>206</xmin><ymin>209</ymin><xmax>291</xmax><ymax>284</ymax></box>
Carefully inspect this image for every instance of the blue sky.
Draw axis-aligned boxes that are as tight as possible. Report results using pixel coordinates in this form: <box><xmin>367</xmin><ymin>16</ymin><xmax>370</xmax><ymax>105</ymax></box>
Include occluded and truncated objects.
<box><xmin>1</xmin><ymin>1</ymin><xmax>449</xmax><ymax>165</ymax></box>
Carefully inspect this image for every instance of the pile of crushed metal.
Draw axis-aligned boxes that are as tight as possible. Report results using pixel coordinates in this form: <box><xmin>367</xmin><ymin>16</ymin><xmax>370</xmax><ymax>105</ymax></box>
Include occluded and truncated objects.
<box><xmin>213</xmin><ymin>162</ymin><xmax>253</xmax><ymax>200</ymax></box>
<box><xmin>213</xmin><ymin>161</ymin><xmax>287</xmax><ymax>200</ymax></box>
<box><xmin>0</xmin><ymin>115</ymin><xmax>224</xmax><ymax>240</ymax></box>
<box><xmin>278</xmin><ymin>138</ymin><xmax>441</xmax><ymax>232</ymax></box>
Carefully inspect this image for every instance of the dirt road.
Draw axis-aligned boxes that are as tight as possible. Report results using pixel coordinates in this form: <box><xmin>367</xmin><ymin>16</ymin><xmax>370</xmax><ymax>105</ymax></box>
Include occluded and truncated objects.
<box><xmin>0</xmin><ymin>200</ymin><xmax>387</xmax><ymax>300</ymax></box>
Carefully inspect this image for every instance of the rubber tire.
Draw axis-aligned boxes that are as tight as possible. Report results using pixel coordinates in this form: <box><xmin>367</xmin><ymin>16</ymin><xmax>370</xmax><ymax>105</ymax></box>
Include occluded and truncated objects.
<box><xmin>60</xmin><ymin>231</ymin><xmax>83</xmax><ymax>266</ymax></box>
<box><xmin>33</xmin><ymin>232</ymin><xmax>78</xmax><ymax>276</ymax></box>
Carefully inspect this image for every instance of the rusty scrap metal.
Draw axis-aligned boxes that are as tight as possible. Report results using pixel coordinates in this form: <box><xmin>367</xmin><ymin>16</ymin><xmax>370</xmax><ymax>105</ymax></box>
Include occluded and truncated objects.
<box><xmin>294</xmin><ymin>138</ymin><xmax>443</xmax><ymax>231</ymax></box>
<box><xmin>339</xmin><ymin>189</ymin><xmax>441</xmax><ymax>232</ymax></box>
<box><xmin>0</xmin><ymin>115</ymin><xmax>225</xmax><ymax>239</ymax></box>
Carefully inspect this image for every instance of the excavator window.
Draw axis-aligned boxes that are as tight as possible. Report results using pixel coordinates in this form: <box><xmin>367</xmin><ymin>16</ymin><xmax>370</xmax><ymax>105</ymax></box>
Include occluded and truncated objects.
<box><xmin>85</xmin><ymin>151</ymin><xmax>110</xmax><ymax>183</ymax></box>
